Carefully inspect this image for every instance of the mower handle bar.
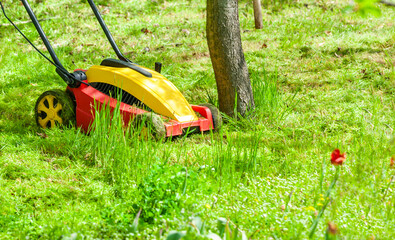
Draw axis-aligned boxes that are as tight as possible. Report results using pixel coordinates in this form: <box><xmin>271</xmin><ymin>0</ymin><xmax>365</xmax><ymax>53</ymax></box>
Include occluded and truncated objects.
<box><xmin>19</xmin><ymin>0</ymin><xmax>134</xmax><ymax>87</ymax></box>
<box><xmin>87</xmin><ymin>0</ymin><xmax>130</xmax><ymax>63</ymax></box>
<box><xmin>21</xmin><ymin>0</ymin><xmax>65</xmax><ymax>70</ymax></box>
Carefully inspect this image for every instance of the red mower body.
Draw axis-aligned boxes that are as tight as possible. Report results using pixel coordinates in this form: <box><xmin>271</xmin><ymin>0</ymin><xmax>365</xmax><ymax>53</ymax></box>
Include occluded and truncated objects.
<box><xmin>67</xmin><ymin>80</ymin><xmax>214</xmax><ymax>137</ymax></box>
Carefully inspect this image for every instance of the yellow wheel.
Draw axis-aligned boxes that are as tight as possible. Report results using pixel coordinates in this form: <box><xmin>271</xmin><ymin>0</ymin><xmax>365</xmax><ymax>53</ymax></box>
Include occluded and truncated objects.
<box><xmin>35</xmin><ymin>89</ymin><xmax>75</xmax><ymax>129</ymax></box>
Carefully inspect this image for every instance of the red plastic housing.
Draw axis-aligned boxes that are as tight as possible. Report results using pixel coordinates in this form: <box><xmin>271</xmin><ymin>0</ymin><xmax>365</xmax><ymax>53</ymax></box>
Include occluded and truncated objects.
<box><xmin>66</xmin><ymin>80</ymin><xmax>214</xmax><ymax>137</ymax></box>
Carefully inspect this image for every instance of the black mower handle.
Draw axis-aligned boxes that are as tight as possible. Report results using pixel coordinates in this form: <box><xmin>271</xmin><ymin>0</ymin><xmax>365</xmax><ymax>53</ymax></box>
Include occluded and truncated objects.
<box><xmin>15</xmin><ymin>0</ymin><xmax>84</xmax><ymax>87</ymax></box>
<box><xmin>87</xmin><ymin>0</ymin><xmax>155</xmax><ymax>77</ymax></box>
<box><xmin>21</xmin><ymin>0</ymin><xmax>64</xmax><ymax>69</ymax></box>
<box><xmin>87</xmin><ymin>0</ymin><xmax>130</xmax><ymax>63</ymax></box>
<box><xmin>3</xmin><ymin>0</ymin><xmax>151</xmax><ymax>87</ymax></box>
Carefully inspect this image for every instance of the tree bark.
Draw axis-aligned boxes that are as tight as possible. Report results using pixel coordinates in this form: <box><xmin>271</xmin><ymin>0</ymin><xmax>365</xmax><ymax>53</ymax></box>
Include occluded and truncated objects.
<box><xmin>253</xmin><ymin>0</ymin><xmax>263</xmax><ymax>29</ymax></box>
<box><xmin>206</xmin><ymin>0</ymin><xmax>255</xmax><ymax>117</ymax></box>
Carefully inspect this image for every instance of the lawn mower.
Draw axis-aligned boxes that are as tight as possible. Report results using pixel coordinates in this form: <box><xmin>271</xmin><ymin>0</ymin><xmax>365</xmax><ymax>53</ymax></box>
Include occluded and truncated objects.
<box><xmin>1</xmin><ymin>0</ymin><xmax>222</xmax><ymax>138</ymax></box>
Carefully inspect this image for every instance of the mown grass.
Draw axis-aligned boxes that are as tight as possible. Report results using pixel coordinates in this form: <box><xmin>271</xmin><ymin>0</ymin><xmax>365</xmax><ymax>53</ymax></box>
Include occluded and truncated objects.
<box><xmin>0</xmin><ymin>0</ymin><xmax>395</xmax><ymax>239</ymax></box>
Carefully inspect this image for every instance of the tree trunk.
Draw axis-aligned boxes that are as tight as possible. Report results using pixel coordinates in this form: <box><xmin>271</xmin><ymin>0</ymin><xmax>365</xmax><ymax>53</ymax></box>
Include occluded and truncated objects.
<box><xmin>253</xmin><ymin>0</ymin><xmax>263</xmax><ymax>29</ymax></box>
<box><xmin>206</xmin><ymin>0</ymin><xmax>255</xmax><ymax>117</ymax></box>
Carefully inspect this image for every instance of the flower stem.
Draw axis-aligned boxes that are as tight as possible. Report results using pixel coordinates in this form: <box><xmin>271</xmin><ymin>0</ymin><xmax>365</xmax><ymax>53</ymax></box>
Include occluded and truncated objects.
<box><xmin>309</xmin><ymin>167</ymin><xmax>340</xmax><ymax>238</ymax></box>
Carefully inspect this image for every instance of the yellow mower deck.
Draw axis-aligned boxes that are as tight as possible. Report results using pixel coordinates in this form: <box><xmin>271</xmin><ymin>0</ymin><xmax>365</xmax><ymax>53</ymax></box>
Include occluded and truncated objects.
<box><xmin>86</xmin><ymin>65</ymin><xmax>198</xmax><ymax>123</ymax></box>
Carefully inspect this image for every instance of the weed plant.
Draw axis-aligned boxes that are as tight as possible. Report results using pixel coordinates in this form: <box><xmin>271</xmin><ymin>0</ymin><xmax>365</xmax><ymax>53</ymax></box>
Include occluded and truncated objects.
<box><xmin>0</xmin><ymin>0</ymin><xmax>395</xmax><ymax>239</ymax></box>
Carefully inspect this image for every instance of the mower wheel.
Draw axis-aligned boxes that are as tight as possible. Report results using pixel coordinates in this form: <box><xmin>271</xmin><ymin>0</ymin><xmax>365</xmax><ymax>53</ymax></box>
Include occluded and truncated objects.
<box><xmin>35</xmin><ymin>89</ymin><xmax>75</xmax><ymax>129</ymax></box>
<box><xmin>199</xmin><ymin>103</ymin><xmax>222</xmax><ymax>131</ymax></box>
<box><xmin>132</xmin><ymin>112</ymin><xmax>166</xmax><ymax>140</ymax></box>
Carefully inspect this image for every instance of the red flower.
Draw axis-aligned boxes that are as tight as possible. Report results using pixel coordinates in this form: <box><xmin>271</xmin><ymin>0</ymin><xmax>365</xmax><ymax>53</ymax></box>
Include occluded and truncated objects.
<box><xmin>391</xmin><ymin>157</ymin><xmax>394</xmax><ymax>168</ymax></box>
<box><xmin>331</xmin><ymin>149</ymin><xmax>346</xmax><ymax>166</ymax></box>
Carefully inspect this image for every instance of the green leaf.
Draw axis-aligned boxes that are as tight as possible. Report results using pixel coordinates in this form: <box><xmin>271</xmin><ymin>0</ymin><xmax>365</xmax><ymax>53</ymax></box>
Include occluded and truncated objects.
<box><xmin>167</xmin><ymin>231</ymin><xmax>187</xmax><ymax>240</ymax></box>
<box><xmin>206</xmin><ymin>233</ymin><xmax>222</xmax><ymax>240</ymax></box>
<box><xmin>192</xmin><ymin>216</ymin><xmax>203</xmax><ymax>234</ymax></box>
<box><xmin>343</xmin><ymin>0</ymin><xmax>382</xmax><ymax>17</ymax></box>
<box><xmin>356</xmin><ymin>0</ymin><xmax>381</xmax><ymax>17</ymax></box>
<box><xmin>225</xmin><ymin>221</ymin><xmax>232</xmax><ymax>240</ymax></box>
<box><xmin>217</xmin><ymin>217</ymin><xmax>227</xmax><ymax>238</ymax></box>
<box><xmin>130</xmin><ymin>208</ymin><xmax>142</xmax><ymax>233</ymax></box>
<box><xmin>240</xmin><ymin>230</ymin><xmax>248</xmax><ymax>240</ymax></box>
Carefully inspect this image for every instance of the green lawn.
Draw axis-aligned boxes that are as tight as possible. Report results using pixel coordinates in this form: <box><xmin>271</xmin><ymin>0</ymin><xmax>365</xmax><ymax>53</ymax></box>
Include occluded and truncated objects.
<box><xmin>0</xmin><ymin>0</ymin><xmax>394</xmax><ymax>239</ymax></box>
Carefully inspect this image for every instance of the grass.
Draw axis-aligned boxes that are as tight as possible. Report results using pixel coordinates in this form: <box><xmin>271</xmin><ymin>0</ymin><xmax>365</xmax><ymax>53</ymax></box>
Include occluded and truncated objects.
<box><xmin>0</xmin><ymin>0</ymin><xmax>395</xmax><ymax>239</ymax></box>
